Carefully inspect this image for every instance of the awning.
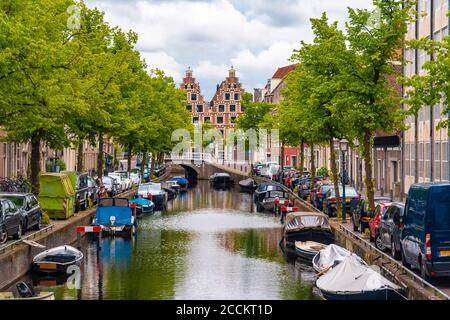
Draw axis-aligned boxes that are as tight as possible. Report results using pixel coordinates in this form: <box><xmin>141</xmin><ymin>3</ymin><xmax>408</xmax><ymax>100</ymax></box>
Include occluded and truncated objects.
<box><xmin>373</xmin><ymin>135</ymin><xmax>400</xmax><ymax>148</ymax></box>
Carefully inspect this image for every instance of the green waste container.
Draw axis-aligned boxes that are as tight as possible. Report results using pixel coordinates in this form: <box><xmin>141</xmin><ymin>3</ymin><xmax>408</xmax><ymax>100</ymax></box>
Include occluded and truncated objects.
<box><xmin>39</xmin><ymin>173</ymin><xmax>75</xmax><ymax>220</ymax></box>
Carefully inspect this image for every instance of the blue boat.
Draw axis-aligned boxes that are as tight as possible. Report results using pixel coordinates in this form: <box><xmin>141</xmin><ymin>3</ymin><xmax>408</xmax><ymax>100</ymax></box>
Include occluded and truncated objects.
<box><xmin>171</xmin><ymin>176</ymin><xmax>188</xmax><ymax>190</ymax></box>
<box><xmin>130</xmin><ymin>197</ymin><xmax>155</xmax><ymax>217</ymax></box>
<box><xmin>93</xmin><ymin>198</ymin><xmax>137</xmax><ymax>237</ymax></box>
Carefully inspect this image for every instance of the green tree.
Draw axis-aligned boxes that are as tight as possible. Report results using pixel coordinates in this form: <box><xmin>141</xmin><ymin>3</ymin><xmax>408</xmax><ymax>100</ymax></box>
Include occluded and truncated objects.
<box><xmin>0</xmin><ymin>0</ymin><xmax>85</xmax><ymax>194</ymax></box>
<box><xmin>341</xmin><ymin>0</ymin><xmax>414</xmax><ymax>211</ymax></box>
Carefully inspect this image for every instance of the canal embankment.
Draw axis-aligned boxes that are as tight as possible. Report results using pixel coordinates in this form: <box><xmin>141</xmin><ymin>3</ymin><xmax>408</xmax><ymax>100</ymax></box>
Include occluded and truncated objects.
<box><xmin>245</xmin><ymin>175</ymin><xmax>450</xmax><ymax>300</ymax></box>
<box><xmin>0</xmin><ymin>168</ymin><xmax>173</xmax><ymax>290</ymax></box>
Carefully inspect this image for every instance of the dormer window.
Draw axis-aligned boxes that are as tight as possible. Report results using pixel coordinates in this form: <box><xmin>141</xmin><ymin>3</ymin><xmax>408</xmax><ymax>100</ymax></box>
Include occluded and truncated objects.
<box><xmin>191</xmin><ymin>93</ymin><xmax>197</xmax><ymax>101</ymax></box>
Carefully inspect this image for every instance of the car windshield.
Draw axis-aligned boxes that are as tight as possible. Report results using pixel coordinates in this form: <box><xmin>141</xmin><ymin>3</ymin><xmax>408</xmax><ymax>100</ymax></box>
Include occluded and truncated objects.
<box><xmin>329</xmin><ymin>187</ymin><xmax>358</xmax><ymax>197</ymax></box>
<box><xmin>103</xmin><ymin>177</ymin><xmax>113</xmax><ymax>185</ymax></box>
<box><xmin>432</xmin><ymin>188</ymin><xmax>450</xmax><ymax>231</ymax></box>
<box><xmin>0</xmin><ymin>195</ymin><xmax>25</xmax><ymax>208</ymax></box>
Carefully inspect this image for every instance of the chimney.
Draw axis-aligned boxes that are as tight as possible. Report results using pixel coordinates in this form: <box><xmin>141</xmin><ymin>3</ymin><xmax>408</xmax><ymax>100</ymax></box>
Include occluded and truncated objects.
<box><xmin>229</xmin><ymin>66</ymin><xmax>236</xmax><ymax>78</ymax></box>
<box><xmin>186</xmin><ymin>66</ymin><xmax>193</xmax><ymax>78</ymax></box>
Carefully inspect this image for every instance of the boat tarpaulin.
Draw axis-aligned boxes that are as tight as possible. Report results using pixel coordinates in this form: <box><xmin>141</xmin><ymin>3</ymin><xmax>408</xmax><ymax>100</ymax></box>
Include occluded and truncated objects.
<box><xmin>316</xmin><ymin>256</ymin><xmax>401</xmax><ymax>294</ymax></box>
<box><xmin>130</xmin><ymin>198</ymin><xmax>153</xmax><ymax>206</ymax></box>
<box><xmin>95</xmin><ymin>206</ymin><xmax>132</xmax><ymax>226</ymax></box>
<box><xmin>316</xmin><ymin>244</ymin><xmax>366</xmax><ymax>270</ymax></box>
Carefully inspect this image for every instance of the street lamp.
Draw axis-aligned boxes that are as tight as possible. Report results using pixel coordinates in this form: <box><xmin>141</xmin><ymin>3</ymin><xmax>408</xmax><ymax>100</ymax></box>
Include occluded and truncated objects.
<box><xmin>340</xmin><ymin>139</ymin><xmax>349</xmax><ymax>223</ymax></box>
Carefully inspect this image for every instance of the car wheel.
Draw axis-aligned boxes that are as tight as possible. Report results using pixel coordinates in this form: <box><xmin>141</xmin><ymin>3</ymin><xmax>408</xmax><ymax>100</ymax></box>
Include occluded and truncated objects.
<box><xmin>0</xmin><ymin>227</ymin><xmax>7</xmax><ymax>244</ymax></box>
<box><xmin>33</xmin><ymin>215</ymin><xmax>42</xmax><ymax>231</ymax></box>
<box><xmin>375</xmin><ymin>233</ymin><xmax>385</xmax><ymax>251</ymax></box>
<box><xmin>13</xmin><ymin>223</ymin><xmax>22</xmax><ymax>240</ymax></box>
<box><xmin>391</xmin><ymin>238</ymin><xmax>400</xmax><ymax>260</ymax></box>
<box><xmin>420</xmin><ymin>258</ymin><xmax>431</xmax><ymax>282</ymax></box>
<box><xmin>256</xmin><ymin>204</ymin><xmax>263</xmax><ymax>212</ymax></box>
<box><xmin>81</xmin><ymin>198</ymin><xmax>87</xmax><ymax>211</ymax></box>
<box><xmin>352</xmin><ymin>219</ymin><xmax>358</xmax><ymax>232</ymax></box>
<box><xmin>401</xmin><ymin>250</ymin><xmax>411</xmax><ymax>269</ymax></box>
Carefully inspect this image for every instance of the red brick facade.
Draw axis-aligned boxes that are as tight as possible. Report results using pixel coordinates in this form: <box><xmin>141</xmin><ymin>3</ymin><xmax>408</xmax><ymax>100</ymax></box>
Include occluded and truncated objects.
<box><xmin>181</xmin><ymin>67</ymin><xmax>244</xmax><ymax>129</ymax></box>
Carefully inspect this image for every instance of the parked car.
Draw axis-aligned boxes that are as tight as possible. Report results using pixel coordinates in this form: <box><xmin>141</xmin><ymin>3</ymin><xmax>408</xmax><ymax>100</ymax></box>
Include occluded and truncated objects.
<box><xmin>253</xmin><ymin>163</ymin><xmax>263</xmax><ymax>176</ymax></box>
<box><xmin>130</xmin><ymin>172</ymin><xmax>141</xmax><ymax>186</ymax></box>
<box><xmin>113</xmin><ymin>171</ymin><xmax>132</xmax><ymax>190</ymax></box>
<box><xmin>376</xmin><ymin>202</ymin><xmax>405</xmax><ymax>259</ymax></box>
<box><xmin>108</xmin><ymin>173</ymin><xmax>127</xmax><ymax>193</ymax></box>
<box><xmin>401</xmin><ymin>183</ymin><xmax>450</xmax><ymax>279</ymax></box>
<box><xmin>351</xmin><ymin>196</ymin><xmax>392</xmax><ymax>233</ymax></box>
<box><xmin>265</xmin><ymin>165</ymin><xmax>281</xmax><ymax>180</ymax></box>
<box><xmin>86</xmin><ymin>176</ymin><xmax>99</xmax><ymax>205</ymax></box>
<box><xmin>298</xmin><ymin>178</ymin><xmax>312</xmax><ymax>200</ymax></box>
<box><xmin>309</xmin><ymin>180</ymin><xmax>331</xmax><ymax>205</ymax></box>
<box><xmin>0</xmin><ymin>193</ymin><xmax>42</xmax><ymax>232</ymax></box>
<box><xmin>311</xmin><ymin>184</ymin><xmax>335</xmax><ymax>211</ymax></box>
<box><xmin>102</xmin><ymin>176</ymin><xmax>120</xmax><ymax>197</ymax></box>
<box><xmin>0</xmin><ymin>199</ymin><xmax>23</xmax><ymax>244</ymax></box>
<box><xmin>369</xmin><ymin>202</ymin><xmax>392</xmax><ymax>246</ymax></box>
<box><xmin>323</xmin><ymin>186</ymin><xmax>360</xmax><ymax>217</ymax></box>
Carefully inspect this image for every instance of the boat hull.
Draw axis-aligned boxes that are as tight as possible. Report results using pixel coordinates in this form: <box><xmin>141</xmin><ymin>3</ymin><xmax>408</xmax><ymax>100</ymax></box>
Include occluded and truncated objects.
<box><xmin>32</xmin><ymin>259</ymin><xmax>82</xmax><ymax>275</ymax></box>
<box><xmin>284</xmin><ymin>230</ymin><xmax>334</xmax><ymax>248</ymax></box>
<box><xmin>320</xmin><ymin>289</ymin><xmax>404</xmax><ymax>301</ymax></box>
<box><xmin>295</xmin><ymin>247</ymin><xmax>317</xmax><ymax>260</ymax></box>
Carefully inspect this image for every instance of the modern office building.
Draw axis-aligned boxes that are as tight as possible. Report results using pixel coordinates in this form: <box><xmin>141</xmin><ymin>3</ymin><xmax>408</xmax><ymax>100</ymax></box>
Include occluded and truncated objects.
<box><xmin>403</xmin><ymin>0</ymin><xmax>449</xmax><ymax>193</ymax></box>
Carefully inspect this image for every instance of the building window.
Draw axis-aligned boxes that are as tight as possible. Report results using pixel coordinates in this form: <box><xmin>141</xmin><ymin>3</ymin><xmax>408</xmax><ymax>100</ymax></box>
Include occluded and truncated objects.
<box><xmin>241</xmin><ymin>106</ymin><xmax>246</xmax><ymax>112</ymax></box>
<box><xmin>234</xmin><ymin>93</ymin><xmax>240</xmax><ymax>100</ymax></box>
<box><xmin>225</xmin><ymin>93</ymin><xmax>230</xmax><ymax>101</ymax></box>
<box><xmin>230</xmin><ymin>105</ymin><xmax>236</xmax><ymax>112</ymax></box>
<box><xmin>193</xmin><ymin>117</ymin><xmax>199</xmax><ymax>124</ymax></box>
<box><xmin>184</xmin><ymin>85</ymin><xmax>188</xmax><ymax>89</ymax></box>
<box><xmin>217</xmin><ymin>117</ymin><xmax>224</xmax><ymax>124</ymax></box>
<box><xmin>219</xmin><ymin>105</ymin><xmax>225</xmax><ymax>112</ymax></box>
<box><xmin>230</xmin><ymin>117</ymin><xmax>236</xmax><ymax>124</ymax></box>
<box><xmin>204</xmin><ymin>117</ymin><xmax>211</xmax><ymax>123</ymax></box>
<box><xmin>191</xmin><ymin>93</ymin><xmax>197</xmax><ymax>101</ymax></box>
<box><xmin>186</xmin><ymin>105</ymin><xmax>192</xmax><ymax>111</ymax></box>
<box><xmin>234</xmin><ymin>84</ymin><xmax>237</xmax><ymax>89</ymax></box>
<box><xmin>197</xmin><ymin>105</ymin><xmax>203</xmax><ymax>113</ymax></box>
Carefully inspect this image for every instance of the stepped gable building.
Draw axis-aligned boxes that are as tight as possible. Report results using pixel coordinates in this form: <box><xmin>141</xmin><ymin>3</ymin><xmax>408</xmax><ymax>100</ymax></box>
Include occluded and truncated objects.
<box><xmin>209</xmin><ymin>66</ymin><xmax>245</xmax><ymax>129</ymax></box>
<box><xmin>181</xmin><ymin>67</ymin><xmax>208</xmax><ymax>125</ymax></box>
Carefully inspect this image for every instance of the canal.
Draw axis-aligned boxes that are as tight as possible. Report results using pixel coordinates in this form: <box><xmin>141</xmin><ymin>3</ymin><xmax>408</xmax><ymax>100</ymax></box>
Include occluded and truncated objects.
<box><xmin>17</xmin><ymin>180</ymin><xmax>321</xmax><ymax>300</ymax></box>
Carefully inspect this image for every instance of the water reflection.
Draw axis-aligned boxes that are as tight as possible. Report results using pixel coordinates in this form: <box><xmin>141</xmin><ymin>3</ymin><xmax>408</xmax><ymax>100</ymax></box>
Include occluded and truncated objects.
<box><xmin>20</xmin><ymin>180</ymin><xmax>320</xmax><ymax>300</ymax></box>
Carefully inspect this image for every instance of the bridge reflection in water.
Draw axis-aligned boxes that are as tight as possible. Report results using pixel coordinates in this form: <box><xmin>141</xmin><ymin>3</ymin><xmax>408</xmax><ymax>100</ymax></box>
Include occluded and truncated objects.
<box><xmin>21</xmin><ymin>181</ymin><xmax>322</xmax><ymax>300</ymax></box>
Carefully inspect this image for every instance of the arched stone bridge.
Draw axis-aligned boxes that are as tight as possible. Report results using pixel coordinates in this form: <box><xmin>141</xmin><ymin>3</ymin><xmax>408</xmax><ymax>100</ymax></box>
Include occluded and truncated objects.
<box><xmin>165</xmin><ymin>153</ymin><xmax>250</xmax><ymax>182</ymax></box>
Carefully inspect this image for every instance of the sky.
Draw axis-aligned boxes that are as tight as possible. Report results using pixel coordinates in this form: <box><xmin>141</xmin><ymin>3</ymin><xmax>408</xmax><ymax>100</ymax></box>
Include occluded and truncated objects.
<box><xmin>86</xmin><ymin>0</ymin><xmax>374</xmax><ymax>100</ymax></box>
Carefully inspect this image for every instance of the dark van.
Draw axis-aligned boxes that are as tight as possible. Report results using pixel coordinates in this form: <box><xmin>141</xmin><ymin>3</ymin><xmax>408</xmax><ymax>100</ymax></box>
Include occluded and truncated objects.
<box><xmin>401</xmin><ymin>183</ymin><xmax>450</xmax><ymax>279</ymax></box>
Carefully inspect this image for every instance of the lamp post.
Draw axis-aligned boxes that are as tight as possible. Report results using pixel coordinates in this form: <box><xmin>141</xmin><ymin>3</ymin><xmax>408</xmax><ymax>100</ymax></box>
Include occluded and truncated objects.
<box><xmin>340</xmin><ymin>139</ymin><xmax>349</xmax><ymax>223</ymax></box>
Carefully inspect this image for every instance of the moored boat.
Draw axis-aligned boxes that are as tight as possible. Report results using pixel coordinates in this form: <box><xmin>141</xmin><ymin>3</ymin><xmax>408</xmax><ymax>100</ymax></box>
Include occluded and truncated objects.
<box><xmin>256</xmin><ymin>189</ymin><xmax>290</xmax><ymax>212</ymax></box>
<box><xmin>171</xmin><ymin>176</ymin><xmax>189</xmax><ymax>190</ymax></box>
<box><xmin>0</xmin><ymin>281</ymin><xmax>55</xmax><ymax>300</ymax></box>
<box><xmin>282</xmin><ymin>212</ymin><xmax>334</xmax><ymax>248</ymax></box>
<box><xmin>295</xmin><ymin>241</ymin><xmax>327</xmax><ymax>260</ymax></box>
<box><xmin>32</xmin><ymin>245</ymin><xmax>83</xmax><ymax>274</ymax></box>
<box><xmin>136</xmin><ymin>183</ymin><xmax>168</xmax><ymax>210</ymax></box>
<box><xmin>312</xmin><ymin>244</ymin><xmax>366</xmax><ymax>273</ymax></box>
<box><xmin>238</xmin><ymin>178</ymin><xmax>257</xmax><ymax>193</ymax></box>
<box><xmin>316</xmin><ymin>256</ymin><xmax>404</xmax><ymax>300</ymax></box>
<box><xmin>130</xmin><ymin>197</ymin><xmax>155</xmax><ymax>217</ymax></box>
<box><xmin>209</xmin><ymin>173</ymin><xmax>233</xmax><ymax>186</ymax></box>
<box><xmin>93</xmin><ymin>198</ymin><xmax>137</xmax><ymax>237</ymax></box>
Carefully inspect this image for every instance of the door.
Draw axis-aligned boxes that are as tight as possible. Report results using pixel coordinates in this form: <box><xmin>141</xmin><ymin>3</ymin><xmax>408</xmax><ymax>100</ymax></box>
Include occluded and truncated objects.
<box><xmin>27</xmin><ymin>195</ymin><xmax>40</xmax><ymax>228</ymax></box>
<box><xmin>4</xmin><ymin>201</ymin><xmax>20</xmax><ymax>235</ymax></box>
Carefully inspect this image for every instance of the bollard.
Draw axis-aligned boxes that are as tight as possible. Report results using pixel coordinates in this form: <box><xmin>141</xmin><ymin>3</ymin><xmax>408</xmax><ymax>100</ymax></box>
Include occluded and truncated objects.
<box><xmin>390</xmin><ymin>189</ymin><xmax>394</xmax><ymax>201</ymax></box>
<box><xmin>77</xmin><ymin>233</ymin><xmax>81</xmax><ymax>250</ymax></box>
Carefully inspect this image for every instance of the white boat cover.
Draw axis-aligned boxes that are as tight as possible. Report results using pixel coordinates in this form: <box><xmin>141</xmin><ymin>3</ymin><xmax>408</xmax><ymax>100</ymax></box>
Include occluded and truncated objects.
<box><xmin>316</xmin><ymin>256</ymin><xmax>400</xmax><ymax>293</ymax></box>
<box><xmin>317</xmin><ymin>244</ymin><xmax>366</xmax><ymax>270</ymax></box>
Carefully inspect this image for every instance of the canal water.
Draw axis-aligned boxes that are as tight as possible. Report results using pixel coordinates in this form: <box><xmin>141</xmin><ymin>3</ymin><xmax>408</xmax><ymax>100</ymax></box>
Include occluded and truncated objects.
<box><xmin>19</xmin><ymin>180</ymin><xmax>321</xmax><ymax>300</ymax></box>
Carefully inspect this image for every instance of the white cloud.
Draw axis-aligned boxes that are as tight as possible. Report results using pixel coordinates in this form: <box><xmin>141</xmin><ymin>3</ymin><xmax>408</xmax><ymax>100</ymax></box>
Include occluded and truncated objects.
<box><xmin>86</xmin><ymin>0</ymin><xmax>374</xmax><ymax>99</ymax></box>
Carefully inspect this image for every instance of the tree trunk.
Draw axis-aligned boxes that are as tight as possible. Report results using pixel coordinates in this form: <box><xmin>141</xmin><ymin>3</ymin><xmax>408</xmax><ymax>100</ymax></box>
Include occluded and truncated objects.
<box><xmin>30</xmin><ymin>135</ymin><xmax>41</xmax><ymax>196</ymax></box>
<box><xmin>77</xmin><ymin>140</ymin><xmax>83</xmax><ymax>173</ymax></box>
<box><xmin>97</xmin><ymin>134</ymin><xmax>104</xmax><ymax>180</ymax></box>
<box><xmin>150</xmin><ymin>154</ymin><xmax>156</xmax><ymax>180</ymax></box>
<box><xmin>281</xmin><ymin>142</ymin><xmax>285</xmax><ymax>171</ymax></box>
<box><xmin>363</xmin><ymin>130</ymin><xmax>375</xmax><ymax>212</ymax></box>
<box><xmin>299</xmin><ymin>140</ymin><xmax>305</xmax><ymax>172</ymax></box>
<box><xmin>127</xmin><ymin>143</ymin><xmax>133</xmax><ymax>177</ymax></box>
<box><xmin>310</xmin><ymin>143</ymin><xmax>316</xmax><ymax>186</ymax></box>
<box><xmin>329</xmin><ymin>137</ymin><xmax>341</xmax><ymax>216</ymax></box>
